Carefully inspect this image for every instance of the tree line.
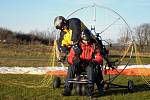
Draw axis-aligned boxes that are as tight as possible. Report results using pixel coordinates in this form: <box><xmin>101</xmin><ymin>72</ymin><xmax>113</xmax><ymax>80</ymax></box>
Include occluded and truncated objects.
<box><xmin>0</xmin><ymin>27</ymin><xmax>54</xmax><ymax>45</ymax></box>
<box><xmin>0</xmin><ymin>23</ymin><xmax>149</xmax><ymax>52</ymax></box>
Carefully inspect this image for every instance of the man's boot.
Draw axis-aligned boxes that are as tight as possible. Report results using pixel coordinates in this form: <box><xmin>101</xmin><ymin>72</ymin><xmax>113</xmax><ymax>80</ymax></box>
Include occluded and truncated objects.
<box><xmin>98</xmin><ymin>83</ymin><xmax>105</xmax><ymax>96</ymax></box>
<box><xmin>86</xmin><ymin>85</ymin><xmax>93</xmax><ymax>98</ymax></box>
<box><xmin>61</xmin><ymin>87</ymin><xmax>71</xmax><ymax>96</ymax></box>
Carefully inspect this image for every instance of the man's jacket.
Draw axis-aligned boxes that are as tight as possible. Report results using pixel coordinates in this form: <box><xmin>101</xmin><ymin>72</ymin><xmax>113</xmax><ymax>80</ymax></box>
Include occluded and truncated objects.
<box><xmin>67</xmin><ymin>42</ymin><xmax>103</xmax><ymax>65</ymax></box>
<box><xmin>58</xmin><ymin>18</ymin><xmax>87</xmax><ymax>52</ymax></box>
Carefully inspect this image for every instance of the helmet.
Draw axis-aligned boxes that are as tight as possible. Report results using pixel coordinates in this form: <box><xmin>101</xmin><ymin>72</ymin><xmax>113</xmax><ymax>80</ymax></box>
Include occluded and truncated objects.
<box><xmin>54</xmin><ymin>16</ymin><xmax>66</xmax><ymax>29</ymax></box>
<box><xmin>81</xmin><ymin>29</ymin><xmax>91</xmax><ymax>42</ymax></box>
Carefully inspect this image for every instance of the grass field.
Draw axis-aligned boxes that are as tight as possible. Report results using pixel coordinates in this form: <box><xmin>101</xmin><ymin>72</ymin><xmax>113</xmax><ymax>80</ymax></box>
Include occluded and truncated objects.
<box><xmin>0</xmin><ymin>43</ymin><xmax>150</xmax><ymax>100</ymax></box>
<box><xmin>0</xmin><ymin>43</ymin><xmax>51</xmax><ymax>67</ymax></box>
<box><xmin>0</xmin><ymin>43</ymin><xmax>149</xmax><ymax>67</ymax></box>
<box><xmin>0</xmin><ymin>74</ymin><xmax>150</xmax><ymax>100</ymax></box>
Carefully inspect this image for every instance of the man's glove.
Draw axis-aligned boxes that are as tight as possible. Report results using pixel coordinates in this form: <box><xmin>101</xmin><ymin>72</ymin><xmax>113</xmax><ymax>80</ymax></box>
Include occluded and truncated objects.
<box><xmin>89</xmin><ymin>60</ymin><xmax>98</xmax><ymax>67</ymax></box>
<box><xmin>108</xmin><ymin>62</ymin><xmax>115</xmax><ymax>69</ymax></box>
<box><xmin>58</xmin><ymin>52</ymin><xmax>66</xmax><ymax>62</ymax></box>
<box><xmin>92</xmin><ymin>60</ymin><xmax>99</xmax><ymax>65</ymax></box>
<box><xmin>59</xmin><ymin>46</ymin><xmax>67</xmax><ymax>53</ymax></box>
<box><xmin>107</xmin><ymin>59</ymin><xmax>118</xmax><ymax>69</ymax></box>
<box><xmin>72</xmin><ymin>56</ymin><xmax>80</xmax><ymax>66</ymax></box>
<box><xmin>72</xmin><ymin>44</ymin><xmax>81</xmax><ymax>55</ymax></box>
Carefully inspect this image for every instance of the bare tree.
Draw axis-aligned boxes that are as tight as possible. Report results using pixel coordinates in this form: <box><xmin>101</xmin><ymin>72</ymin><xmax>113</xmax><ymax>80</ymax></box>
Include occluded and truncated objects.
<box><xmin>0</xmin><ymin>27</ymin><xmax>13</xmax><ymax>43</ymax></box>
<box><xmin>117</xmin><ymin>27</ymin><xmax>131</xmax><ymax>45</ymax></box>
<box><xmin>134</xmin><ymin>23</ymin><xmax>150</xmax><ymax>52</ymax></box>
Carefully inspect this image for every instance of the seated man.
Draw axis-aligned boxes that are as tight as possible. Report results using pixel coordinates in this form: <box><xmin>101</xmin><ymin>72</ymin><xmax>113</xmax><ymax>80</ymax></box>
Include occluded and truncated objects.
<box><xmin>62</xmin><ymin>29</ymin><xmax>104</xmax><ymax>97</ymax></box>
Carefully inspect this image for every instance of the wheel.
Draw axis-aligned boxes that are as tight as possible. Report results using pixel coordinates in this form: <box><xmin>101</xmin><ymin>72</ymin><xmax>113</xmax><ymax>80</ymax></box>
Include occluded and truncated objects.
<box><xmin>81</xmin><ymin>84</ymin><xmax>86</xmax><ymax>96</ymax></box>
<box><xmin>76</xmin><ymin>84</ymin><xmax>81</xmax><ymax>95</ymax></box>
<box><xmin>53</xmin><ymin>77</ymin><xmax>61</xmax><ymax>88</ymax></box>
<box><xmin>104</xmin><ymin>83</ymin><xmax>110</xmax><ymax>90</ymax></box>
<box><xmin>128</xmin><ymin>80</ymin><xmax>134</xmax><ymax>92</ymax></box>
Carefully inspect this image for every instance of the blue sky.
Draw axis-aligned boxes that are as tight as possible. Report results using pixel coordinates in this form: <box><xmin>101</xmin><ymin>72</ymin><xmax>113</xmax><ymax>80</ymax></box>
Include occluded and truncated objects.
<box><xmin>0</xmin><ymin>0</ymin><xmax>149</xmax><ymax>33</ymax></box>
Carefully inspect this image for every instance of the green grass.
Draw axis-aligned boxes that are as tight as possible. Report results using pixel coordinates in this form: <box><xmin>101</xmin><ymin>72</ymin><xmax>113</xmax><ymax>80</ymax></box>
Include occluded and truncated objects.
<box><xmin>0</xmin><ymin>74</ymin><xmax>150</xmax><ymax>100</ymax></box>
<box><xmin>0</xmin><ymin>43</ymin><xmax>52</xmax><ymax>67</ymax></box>
<box><xmin>109</xmin><ymin>57</ymin><xmax>150</xmax><ymax>65</ymax></box>
<box><xmin>0</xmin><ymin>43</ymin><xmax>50</xmax><ymax>58</ymax></box>
<box><xmin>0</xmin><ymin>43</ymin><xmax>150</xmax><ymax>100</ymax></box>
<box><xmin>0</xmin><ymin>43</ymin><xmax>149</xmax><ymax>67</ymax></box>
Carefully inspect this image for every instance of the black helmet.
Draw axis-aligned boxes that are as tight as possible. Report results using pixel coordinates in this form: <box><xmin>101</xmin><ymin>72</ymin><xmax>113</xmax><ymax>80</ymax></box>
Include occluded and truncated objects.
<box><xmin>81</xmin><ymin>29</ymin><xmax>91</xmax><ymax>41</ymax></box>
<box><xmin>54</xmin><ymin>16</ymin><xmax>66</xmax><ymax>29</ymax></box>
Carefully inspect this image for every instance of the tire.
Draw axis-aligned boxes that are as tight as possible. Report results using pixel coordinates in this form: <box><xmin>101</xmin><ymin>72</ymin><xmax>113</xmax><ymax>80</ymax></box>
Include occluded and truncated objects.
<box><xmin>76</xmin><ymin>84</ymin><xmax>81</xmax><ymax>95</ymax></box>
<box><xmin>53</xmin><ymin>77</ymin><xmax>61</xmax><ymax>88</ymax></box>
<box><xmin>104</xmin><ymin>83</ymin><xmax>109</xmax><ymax>90</ymax></box>
<box><xmin>81</xmin><ymin>84</ymin><xmax>86</xmax><ymax>96</ymax></box>
<box><xmin>128</xmin><ymin>80</ymin><xmax>134</xmax><ymax>93</ymax></box>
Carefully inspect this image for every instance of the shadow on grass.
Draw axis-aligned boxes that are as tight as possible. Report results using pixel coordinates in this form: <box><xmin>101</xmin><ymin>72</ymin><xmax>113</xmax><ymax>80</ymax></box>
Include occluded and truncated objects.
<box><xmin>93</xmin><ymin>83</ymin><xmax>150</xmax><ymax>98</ymax></box>
<box><xmin>134</xmin><ymin>83</ymin><xmax>150</xmax><ymax>92</ymax></box>
<box><xmin>55</xmin><ymin>79</ymin><xmax>150</xmax><ymax>98</ymax></box>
